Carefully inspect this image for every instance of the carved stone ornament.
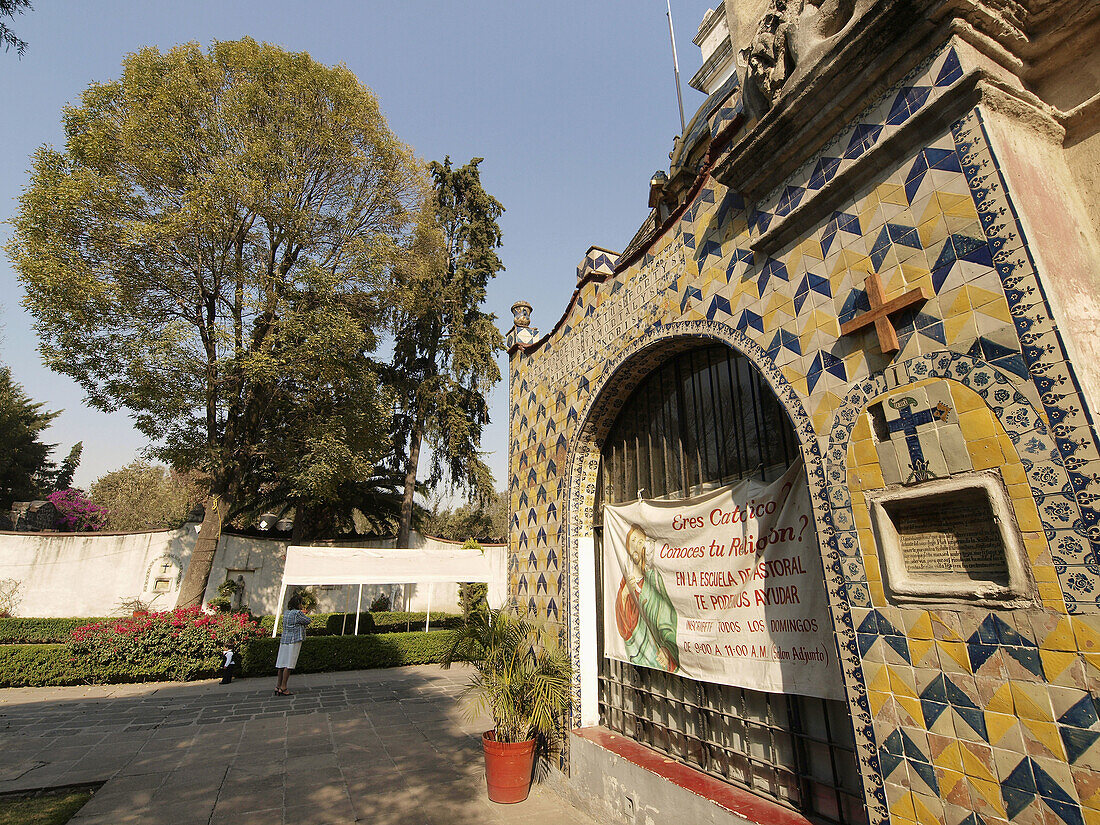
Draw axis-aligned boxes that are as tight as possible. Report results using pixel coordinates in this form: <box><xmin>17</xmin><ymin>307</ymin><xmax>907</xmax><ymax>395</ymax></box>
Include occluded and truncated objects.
<box><xmin>738</xmin><ymin>0</ymin><xmax>860</xmax><ymax>118</ymax></box>
<box><xmin>511</xmin><ymin>301</ymin><xmax>532</xmax><ymax>328</ymax></box>
<box><xmin>510</xmin><ymin>300</ymin><xmax>539</xmax><ymax>346</ymax></box>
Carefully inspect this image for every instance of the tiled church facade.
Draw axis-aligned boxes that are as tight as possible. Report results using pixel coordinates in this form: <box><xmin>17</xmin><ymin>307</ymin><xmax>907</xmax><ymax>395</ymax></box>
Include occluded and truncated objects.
<box><xmin>506</xmin><ymin>2</ymin><xmax>1100</xmax><ymax>824</ymax></box>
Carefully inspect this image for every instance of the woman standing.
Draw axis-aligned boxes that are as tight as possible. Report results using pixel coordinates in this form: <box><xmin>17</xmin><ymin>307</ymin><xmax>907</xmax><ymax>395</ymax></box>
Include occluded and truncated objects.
<box><xmin>275</xmin><ymin>592</ymin><xmax>311</xmax><ymax>695</ymax></box>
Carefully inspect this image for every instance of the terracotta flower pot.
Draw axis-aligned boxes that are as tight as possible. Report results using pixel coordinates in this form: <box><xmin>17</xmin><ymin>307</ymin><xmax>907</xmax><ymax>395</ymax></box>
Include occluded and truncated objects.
<box><xmin>481</xmin><ymin>730</ymin><xmax>536</xmax><ymax>803</ymax></box>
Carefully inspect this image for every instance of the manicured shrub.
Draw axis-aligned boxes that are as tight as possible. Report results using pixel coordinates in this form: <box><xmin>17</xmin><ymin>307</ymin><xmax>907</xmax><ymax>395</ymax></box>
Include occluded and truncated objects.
<box><xmin>0</xmin><ymin>644</ymin><xmax>173</xmax><ymax>687</ymax></box>
<box><xmin>69</xmin><ymin>606</ymin><xmax>265</xmax><ymax>682</ymax></box>
<box><xmin>0</xmin><ymin>629</ymin><xmax>464</xmax><ymax>687</ymax></box>
<box><xmin>0</xmin><ymin>617</ymin><xmax>109</xmax><ymax>645</ymax></box>
<box><xmin>241</xmin><ymin>630</ymin><xmax>461</xmax><ymax>676</ymax></box>
<box><xmin>369</xmin><ymin>611</ymin><xmax>464</xmax><ymax>634</ymax></box>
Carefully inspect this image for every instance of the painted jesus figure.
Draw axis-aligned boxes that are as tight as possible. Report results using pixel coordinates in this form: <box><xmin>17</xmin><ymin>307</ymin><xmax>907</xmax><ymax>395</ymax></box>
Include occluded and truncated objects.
<box><xmin>616</xmin><ymin>525</ymin><xmax>680</xmax><ymax>672</ymax></box>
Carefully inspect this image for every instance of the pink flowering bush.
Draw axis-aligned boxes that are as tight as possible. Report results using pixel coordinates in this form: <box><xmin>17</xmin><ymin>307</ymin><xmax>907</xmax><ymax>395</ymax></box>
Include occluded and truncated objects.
<box><xmin>47</xmin><ymin>489</ymin><xmax>108</xmax><ymax>532</ymax></box>
<box><xmin>69</xmin><ymin>605</ymin><xmax>264</xmax><ymax>681</ymax></box>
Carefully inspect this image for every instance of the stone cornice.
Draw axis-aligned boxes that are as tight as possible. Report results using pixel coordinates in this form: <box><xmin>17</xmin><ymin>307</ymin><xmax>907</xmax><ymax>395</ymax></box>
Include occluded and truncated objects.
<box><xmin>715</xmin><ymin>0</ymin><xmax>949</xmax><ymax>200</ymax></box>
<box><xmin>711</xmin><ymin>0</ymin><xmax>1093</xmax><ymax>202</ymax></box>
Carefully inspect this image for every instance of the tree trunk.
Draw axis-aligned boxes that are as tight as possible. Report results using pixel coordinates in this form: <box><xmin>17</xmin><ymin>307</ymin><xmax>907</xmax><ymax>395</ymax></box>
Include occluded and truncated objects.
<box><xmin>177</xmin><ymin>493</ymin><xmax>228</xmax><ymax>608</ymax></box>
<box><xmin>398</xmin><ymin>422</ymin><xmax>423</xmax><ymax>548</ymax></box>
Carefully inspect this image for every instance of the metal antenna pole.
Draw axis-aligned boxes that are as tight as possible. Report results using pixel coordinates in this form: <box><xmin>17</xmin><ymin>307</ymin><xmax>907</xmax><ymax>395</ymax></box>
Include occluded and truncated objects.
<box><xmin>666</xmin><ymin>0</ymin><xmax>687</xmax><ymax>135</ymax></box>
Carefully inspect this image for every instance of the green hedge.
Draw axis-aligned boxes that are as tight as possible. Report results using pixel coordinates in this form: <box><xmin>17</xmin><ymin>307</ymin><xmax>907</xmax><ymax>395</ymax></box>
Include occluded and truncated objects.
<box><xmin>0</xmin><ymin>618</ymin><xmax>109</xmax><ymax>645</ymax></box>
<box><xmin>256</xmin><ymin>611</ymin><xmax>463</xmax><ymax>637</ymax></box>
<box><xmin>242</xmin><ymin>630</ymin><xmax>459</xmax><ymax>676</ymax></box>
<box><xmin>0</xmin><ymin>644</ymin><xmax>189</xmax><ymax>688</ymax></box>
<box><xmin>0</xmin><ymin>631</ymin><xmax>462</xmax><ymax>687</ymax></box>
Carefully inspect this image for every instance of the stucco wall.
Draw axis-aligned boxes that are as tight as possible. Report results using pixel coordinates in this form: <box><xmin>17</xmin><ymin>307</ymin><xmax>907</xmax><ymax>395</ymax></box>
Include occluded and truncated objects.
<box><xmin>0</xmin><ymin>529</ymin><xmax>483</xmax><ymax>618</ymax></box>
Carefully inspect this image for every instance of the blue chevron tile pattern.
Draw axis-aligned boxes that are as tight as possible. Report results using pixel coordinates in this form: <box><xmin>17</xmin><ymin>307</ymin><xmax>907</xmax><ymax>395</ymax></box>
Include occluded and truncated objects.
<box><xmin>505</xmin><ymin>34</ymin><xmax>1100</xmax><ymax>825</ymax></box>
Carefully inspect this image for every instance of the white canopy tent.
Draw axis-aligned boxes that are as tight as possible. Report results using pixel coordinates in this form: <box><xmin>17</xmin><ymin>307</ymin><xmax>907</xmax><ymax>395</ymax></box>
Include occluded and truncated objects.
<box><xmin>271</xmin><ymin>542</ymin><xmax>507</xmax><ymax>637</ymax></box>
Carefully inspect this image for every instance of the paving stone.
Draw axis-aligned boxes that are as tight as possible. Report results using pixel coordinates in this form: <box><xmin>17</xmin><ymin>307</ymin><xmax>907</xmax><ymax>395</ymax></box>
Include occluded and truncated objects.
<box><xmin>0</xmin><ymin>666</ymin><xmax>599</xmax><ymax>825</ymax></box>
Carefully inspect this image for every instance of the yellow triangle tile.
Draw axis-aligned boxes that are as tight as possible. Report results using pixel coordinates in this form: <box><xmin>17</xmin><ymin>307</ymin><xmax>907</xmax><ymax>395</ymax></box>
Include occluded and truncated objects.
<box><xmin>912</xmin><ymin>795</ymin><xmax>941</xmax><ymax>825</ymax></box>
<box><xmin>917</xmin><ymin>197</ymin><xmax>946</xmax><ymax>225</ymax></box>
<box><xmin>878</xmin><ymin>182</ymin><xmax>909</xmax><ymax>206</ymax></box>
<box><xmin>984</xmin><ymin>712</ymin><xmax>1019</xmax><ymax>748</ymax></box>
<box><xmin>896</xmin><ymin>696</ymin><xmax>924</xmax><ymax>725</ymax></box>
<box><xmin>936</xmin><ymin>639</ymin><xmax>971</xmax><ymax>671</ymax></box>
<box><xmin>891</xmin><ymin>791</ymin><xmax>917</xmax><ymax>822</ymax></box>
<box><xmin>1038</xmin><ymin>616</ymin><xmax>1075</xmax><ymax>651</ymax></box>
<box><xmin>909</xmin><ymin>637</ymin><xmax>937</xmax><ymax>665</ymax></box>
<box><xmin>937</xmin><ymin>191</ymin><xmax>979</xmax><ymax>220</ymax></box>
<box><xmin>937</xmin><ymin>767</ymin><xmax>965</xmax><ymax>796</ymax></box>
<box><xmin>887</xmin><ymin>667</ymin><xmax>919</xmax><ymax>701</ymax></box>
<box><xmin>900</xmin><ymin>263</ymin><xmax>931</xmax><ymax>286</ymax></box>
<box><xmin>812</xmin><ymin>392</ymin><xmax>844</xmax><ymax>432</ymax></box>
<box><xmin>1021</xmin><ymin>718</ymin><xmax>1068</xmax><ymax>760</ymax></box>
<box><xmin>882</xmin><ymin>268</ymin><xmax>907</xmax><ymax>298</ymax></box>
<box><xmin>859</xmin><ymin>188</ymin><xmax>881</xmax><ymax>212</ymax></box>
<box><xmin>866</xmin><ymin>661</ymin><xmax>889</xmax><ymax>692</ymax></box>
<box><xmin>975</xmin><ymin>297</ymin><xmax>1012</xmax><ymax>324</ymax></box>
<box><xmin>832</xmin><ymin>249</ymin><xmax>874</xmax><ymax>277</ymax></box>
<box><xmin>1039</xmin><ymin>649</ymin><xmax>1077</xmax><ymax>681</ymax></box>
<box><xmin>945</xmin><ymin>288</ymin><xmax>973</xmax><ymax>316</ymax></box>
<box><xmin>968</xmin><ymin>777</ymin><xmax>1007</xmax><ymax>817</ymax></box>
<box><xmin>843</xmin><ymin>350</ymin><xmax>868</xmax><ymax>383</ymax></box>
<box><xmin>868</xmin><ymin>689</ymin><xmax>889</xmax><ymax>715</ymax></box>
<box><xmin>907</xmin><ymin>611</ymin><xmax>934</xmax><ymax>639</ymax></box>
<box><xmin>805</xmin><ymin>308</ymin><xmax>841</xmax><ymax>338</ymax></box>
<box><xmin>941</xmin><ymin>314</ymin><xmax>972</xmax><ymax>343</ymax></box>
<box><xmin>986</xmin><ymin>682</ymin><xmax>1015</xmax><ymax>715</ymax></box>
<box><xmin>933</xmin><ymin>740</ymin><xmax>964</xmax><ymax>772</ymax></box>
<box><xmin>918</xmin><ymin>216</ymin><xmax>948</xmax><ymax>248</ymax></box>
<box><xmin>1073</xmin><ymin>617</ymin><xmax>1100</xmax><ymax>655</ymax></box>
<box><xmin>766</xmin><ymin>292</ymin><xmax>796</xmax><ymax>317</ymax></box>
<box><xmin>1010</xmin><ymin>685</ymin><xmax>1053</xmax><ymax>724</ymax></box>
<box><xmin>799</xmin><ymin>237</ymin><xmax>824</xmax><ymax>262</ymax></box>
<box><xmin>1082</xmin><ymin>652</ymin><xmax>1100</xmax><ymax>674</ymax></box>
<box><xmin>781</xmin><ymin>366</ymin><xmax>809</xmax><ymax>398</ymax></box>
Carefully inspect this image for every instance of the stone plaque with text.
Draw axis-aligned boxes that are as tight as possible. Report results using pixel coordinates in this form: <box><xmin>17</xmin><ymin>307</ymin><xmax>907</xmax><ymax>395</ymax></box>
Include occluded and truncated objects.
<box><xmin>886</xmin><ymin>489</ymin><xmax>1008</xmax><ymax>582</ymax></box>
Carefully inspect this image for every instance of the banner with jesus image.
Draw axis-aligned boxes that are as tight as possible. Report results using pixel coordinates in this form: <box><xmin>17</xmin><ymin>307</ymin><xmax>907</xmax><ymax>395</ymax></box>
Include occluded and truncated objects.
<box><xmin>603</xmin><ymin>461</ymin><xmax>844</xmax><ymax>701</ymax></box>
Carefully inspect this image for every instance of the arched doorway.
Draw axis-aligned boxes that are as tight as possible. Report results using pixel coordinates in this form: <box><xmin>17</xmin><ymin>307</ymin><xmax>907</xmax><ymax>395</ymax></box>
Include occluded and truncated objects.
<box><xmin>591</xmin><ymin>341</ymin><xmax>865</xmax><ymax>825</ymax></box>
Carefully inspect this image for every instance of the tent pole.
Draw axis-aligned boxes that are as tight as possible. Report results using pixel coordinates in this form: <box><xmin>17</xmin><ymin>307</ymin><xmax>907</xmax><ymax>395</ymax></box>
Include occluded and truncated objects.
<box><xmin>354</xmin><ymin>584</ymin><xmax>363</xmax><ymax>635</ymax></box>
<box><xmin>425</xmin><ymin>582</ymin><xmax>432</xmax><ymax>632</ymax></box>
<box><xmin>342</xmin><ymin>585</ymin><xmax>351</xmax><ymax>635</ymax></box>
<box><xmin>272</xmin><ymin>582</ymin><xmax>289</xmax><ymax>638</ymax></box>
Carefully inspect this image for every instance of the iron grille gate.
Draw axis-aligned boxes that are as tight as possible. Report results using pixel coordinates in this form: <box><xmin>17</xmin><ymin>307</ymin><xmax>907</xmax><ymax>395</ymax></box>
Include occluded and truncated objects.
<box><xmin>594</xmin><ymin>344</ymin><xmax>866</xmax><ymax>825</ymax></box>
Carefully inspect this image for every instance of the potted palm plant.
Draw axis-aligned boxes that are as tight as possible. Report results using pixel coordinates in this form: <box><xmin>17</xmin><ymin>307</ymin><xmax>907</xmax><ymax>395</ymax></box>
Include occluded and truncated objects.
<box><xmin>444</xmin><ymin>607</ymin><xmax>573</xmax><ymax>803</ymax></box>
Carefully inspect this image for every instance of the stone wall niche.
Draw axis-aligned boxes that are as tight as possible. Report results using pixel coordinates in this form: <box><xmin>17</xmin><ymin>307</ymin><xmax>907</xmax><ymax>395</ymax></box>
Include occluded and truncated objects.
<box><xmin>867</xmin><ymin>471</ymin><xmax>1033</xmax><ymax>604</ymax></box>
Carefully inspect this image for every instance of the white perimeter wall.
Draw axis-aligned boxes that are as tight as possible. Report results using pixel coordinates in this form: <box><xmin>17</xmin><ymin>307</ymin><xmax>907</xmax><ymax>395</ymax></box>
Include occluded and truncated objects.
<box><xmin>0</xmin><ymin>529</ymin><xmax>500</xmax><ymax>618</ymax></box>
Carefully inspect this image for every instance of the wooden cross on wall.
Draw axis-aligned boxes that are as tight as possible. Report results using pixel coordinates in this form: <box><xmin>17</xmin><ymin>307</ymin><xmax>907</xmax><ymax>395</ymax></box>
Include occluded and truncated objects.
<box><xmin>839</xmin><ymin>272</ymin><xmax>931</xmax><ymax>354</ymax></box>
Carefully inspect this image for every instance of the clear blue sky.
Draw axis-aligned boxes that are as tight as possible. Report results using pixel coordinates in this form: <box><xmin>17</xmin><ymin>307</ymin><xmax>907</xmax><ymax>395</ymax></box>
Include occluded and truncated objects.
<box><xmin>0</xmin><ymin>0</ymin><xmax>718</xmax><ymax>493</ymax></box>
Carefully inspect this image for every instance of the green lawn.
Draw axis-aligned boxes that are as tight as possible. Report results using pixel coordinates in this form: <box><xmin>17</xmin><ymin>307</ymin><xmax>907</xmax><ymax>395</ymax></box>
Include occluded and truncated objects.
<box><xmin>0</xmin><ymin>788</ymin><xmax>94</xmax><ymax>825</ymax></box>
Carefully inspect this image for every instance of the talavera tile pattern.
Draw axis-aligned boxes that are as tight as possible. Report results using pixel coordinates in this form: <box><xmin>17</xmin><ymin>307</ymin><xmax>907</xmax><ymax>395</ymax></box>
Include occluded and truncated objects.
<box><xmin>508</xmin><ymin>35</ymin><xmax>1100</xmax><ymax>825</ymax></box>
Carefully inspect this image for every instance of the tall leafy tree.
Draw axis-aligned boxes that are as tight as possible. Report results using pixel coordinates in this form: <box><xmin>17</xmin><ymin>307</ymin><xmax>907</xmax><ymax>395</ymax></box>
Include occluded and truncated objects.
<box><xmin>53</xmin><ymin>442</ymin><xmax>83</xmax><ymax>491</ymax></box>
<box><xmin>0</xmin><ymin>0</ymin><xmax>31</xmax><ymax>57</ymax></box>
<box><xmin>426</xmin><ymin>490</ymin><xmax>508</xmax><ymax>543</ymax></box>
<box><xmin>390</xmin><ymin>157</ymin><xmax>505</xmax><ymax>546</ymax></box>
<box><xmin>8</xmin><ymin>39</ymin><xmax>423</xmax><ymax>606</ymax></box>
<box><xmin>0</xmin><ymin>365</ymin><xmax>57</xmax><ymax>505</ymax></box>
<box><xmin>89</xmin><ymin>460</ymin><xmax>204</xmax><ymax>532</ymax></box>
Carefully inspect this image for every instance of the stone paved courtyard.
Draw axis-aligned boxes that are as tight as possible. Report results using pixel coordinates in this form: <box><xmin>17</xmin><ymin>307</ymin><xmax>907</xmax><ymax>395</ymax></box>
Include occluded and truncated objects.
<box><xmin>0</xmin><ymin>665</ymin><xmax>599</xmax><ymax>825</ymax></box>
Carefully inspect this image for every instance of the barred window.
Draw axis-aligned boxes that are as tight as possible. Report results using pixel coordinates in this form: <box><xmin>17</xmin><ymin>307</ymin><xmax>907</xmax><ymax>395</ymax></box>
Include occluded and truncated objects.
<box><xmin>595</xmin><ymin>344</ymin><xmax>865</xmax><ymax>825</ymax></box>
